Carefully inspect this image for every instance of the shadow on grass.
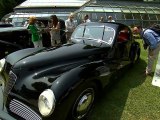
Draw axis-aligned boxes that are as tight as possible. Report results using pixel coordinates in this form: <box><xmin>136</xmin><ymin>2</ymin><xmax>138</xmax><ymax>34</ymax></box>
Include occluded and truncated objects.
<box><xmin>88</xmin><ymin>58</ymin><xmax>147</xmax><ymax>120</ymax></box>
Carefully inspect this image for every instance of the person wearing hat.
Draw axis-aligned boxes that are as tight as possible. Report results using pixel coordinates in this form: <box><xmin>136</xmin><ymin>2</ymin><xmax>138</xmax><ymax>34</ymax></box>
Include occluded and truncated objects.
<box><xmin>65</xmin><ymin>13</ymin><xmax>77</xmax><ymax>43</ymax></box>
<box><xmin>27</xmin><ymin>16</ymin><xmax>43</xmax><ymax>48</ymax></box>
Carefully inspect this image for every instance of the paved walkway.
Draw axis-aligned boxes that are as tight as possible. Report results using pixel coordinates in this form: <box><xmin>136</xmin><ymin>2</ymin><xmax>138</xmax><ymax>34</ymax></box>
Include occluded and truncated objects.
<box><xmin>152</xmin><ymin>52</ymin><xmax>160</xmax><ymax>87</ymax></box>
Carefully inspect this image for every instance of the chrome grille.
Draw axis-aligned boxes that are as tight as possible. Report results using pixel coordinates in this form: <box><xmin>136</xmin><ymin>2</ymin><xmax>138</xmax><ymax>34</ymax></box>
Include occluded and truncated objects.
<box><xmin>9</xmin><ymin>99</ymin><xmax>42</xmax><ymax>120</ymax></box>
<box><xmin>4</xmin><ymin>71</ymin><xmax>17</xmax><ymax>99</ymax></box>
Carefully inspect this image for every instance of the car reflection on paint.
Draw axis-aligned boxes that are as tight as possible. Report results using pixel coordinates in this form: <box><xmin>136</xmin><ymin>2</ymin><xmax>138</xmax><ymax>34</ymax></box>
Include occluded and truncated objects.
<box><xmin>0</xmin><ymin>22</ymin><xmax>140</xmax><ymax>120</ymax></box>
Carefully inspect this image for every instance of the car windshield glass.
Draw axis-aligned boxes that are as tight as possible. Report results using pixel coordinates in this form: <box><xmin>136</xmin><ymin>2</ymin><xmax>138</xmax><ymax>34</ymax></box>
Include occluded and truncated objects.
<box><xmin>71</xmin><ymin>25</ymin><xmax>115</xmax><ymax>47</ymax></box>
<box><xmin>72</xmin><ymin>26</ymin><xmax>85</xmax><ymax>38</ymax></box>
<box><xmin>84</xmin><ymin>26</ymin><xmax>104</xmax><ymax>40</ymax></box>
<box><xmin>103</xmin><ymin>26</ymin><xmax>115</xmax><ymax>44</ymax></box>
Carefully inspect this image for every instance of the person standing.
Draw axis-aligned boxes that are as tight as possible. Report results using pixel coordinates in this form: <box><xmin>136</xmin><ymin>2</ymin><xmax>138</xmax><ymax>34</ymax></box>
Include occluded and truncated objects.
<box><xmin>65</xmin><ymin>13</ymin><xmax>76</xmax><ymax>43</ymax></box>
<box><xmin>135</xmin><ymin>25</ymin><xmax>160</xmax><ymax>76</ymax></box>
<box><xmin>99</xmin><ymin>17</ymin><xmax>104</xmax><ymax>23</ymax></box>
<box><xmin>59</xmin><ymin>19</ymin><xmax>67</xmax><ymax>44</ymax></box>
<box><xmin>49</xmin><ymin>15</ymin><xmax>61</xmax><ymax>46</ymax></box>
<box><xmin>27</xmin><ymin>16</ymin><xmax>43</xmax><ymax>48</ymax></box>
<box><xmin>108</xmin><ymin>16</ymin><xmax>115</xmax><ymax>22</ymax></box>
<box><xmin>36</xmin><ymin>20</ymin><xmax>45</xmax><ymax>43</ymax></box>
<box><xmin>83</xmin><ymin>14</ymin><xmax>91</xmax><ymax>23</ymax></box>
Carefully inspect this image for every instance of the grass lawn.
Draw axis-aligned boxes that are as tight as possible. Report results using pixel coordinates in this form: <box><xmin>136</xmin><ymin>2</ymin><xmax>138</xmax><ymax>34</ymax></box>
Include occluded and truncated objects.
<box><xmin>88</xmin><ymin>40</ymin><xmax>160</xmax><ymax>120</ymax></box>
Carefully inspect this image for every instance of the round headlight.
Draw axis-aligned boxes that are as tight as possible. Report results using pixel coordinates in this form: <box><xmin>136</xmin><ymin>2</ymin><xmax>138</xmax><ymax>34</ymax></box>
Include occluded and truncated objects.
<box><xmin>38</xmin><ymin>89</ymin><xmax>56</xmax><ymax>116</ymax></box>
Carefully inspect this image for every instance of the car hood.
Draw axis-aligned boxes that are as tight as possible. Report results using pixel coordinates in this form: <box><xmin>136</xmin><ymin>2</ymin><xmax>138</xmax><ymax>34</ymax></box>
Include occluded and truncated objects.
<box><xmin>5</xmin><ymin>47</ymin><xmax>45</xmax><ymax>66</ymax></box>
<box><xmin>6</xmin><ymin>44</ymin><xmax>107</xmax><ymax>70</ymax></box>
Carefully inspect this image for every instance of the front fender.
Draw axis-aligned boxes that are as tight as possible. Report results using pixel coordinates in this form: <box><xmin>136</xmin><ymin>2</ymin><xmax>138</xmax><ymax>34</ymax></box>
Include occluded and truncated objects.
<box><xmin>51</xmin><ymin>61</ymin><xmax>105</xmax><ymax>102</ymax></box>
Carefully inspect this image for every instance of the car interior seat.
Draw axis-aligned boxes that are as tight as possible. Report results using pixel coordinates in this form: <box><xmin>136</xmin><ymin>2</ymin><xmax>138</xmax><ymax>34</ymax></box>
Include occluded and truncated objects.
<box><xmin>117</xmin><ymin>31</ymin><xmax>129</xmax><ymax>43</ymax></box>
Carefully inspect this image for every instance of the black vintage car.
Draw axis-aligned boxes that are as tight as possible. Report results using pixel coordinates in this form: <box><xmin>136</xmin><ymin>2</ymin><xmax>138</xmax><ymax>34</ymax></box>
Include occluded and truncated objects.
<box><xmin>0</xmin><ymin>22</ymin><xmax>140</xmax><ymax>120</ymax></box>
<box><xmin>0</xmin><ymin>18</ymin><xmax>66</xmax><ymax>59</ymax></box>
<box><xmin>0</xmin><ymin>23</ymin><xmax>13</xmax><ymax>28</ymax></box>
<box><xmin>0</xmin><ymin>27</ymin><xmax>31</xmax><ymax>59</ymax></box>
<box><xmin>0</xmin><ymin>26</ymin><xmax>52</xmax><ymax>59</ymax></box>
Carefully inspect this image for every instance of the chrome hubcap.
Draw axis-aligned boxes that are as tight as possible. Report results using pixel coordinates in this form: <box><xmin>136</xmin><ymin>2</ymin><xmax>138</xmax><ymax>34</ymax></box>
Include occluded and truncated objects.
<box><xmin>77</xmin><ymin>93</ymin><xmax>92</xmax><ymax>112</ymax></box>
<box><xmin>73</xmin><ymin>88</ymin><xmax>94</xmax><ymax>119</ymax></box>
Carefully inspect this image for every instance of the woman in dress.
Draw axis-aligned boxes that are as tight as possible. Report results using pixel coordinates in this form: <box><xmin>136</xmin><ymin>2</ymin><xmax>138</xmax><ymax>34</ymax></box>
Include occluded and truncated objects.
<box><xmin>49</xmin><ymin>15</ymin><xmax>61</xmax><ymax>46</ymax></box>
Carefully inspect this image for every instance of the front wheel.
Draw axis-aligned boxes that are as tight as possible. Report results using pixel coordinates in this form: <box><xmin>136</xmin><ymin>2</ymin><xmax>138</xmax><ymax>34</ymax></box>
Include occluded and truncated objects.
<box><xmin>67</xmin><ymin>82</ymin><xmax>97</xmax><ymax>120</ymax></box>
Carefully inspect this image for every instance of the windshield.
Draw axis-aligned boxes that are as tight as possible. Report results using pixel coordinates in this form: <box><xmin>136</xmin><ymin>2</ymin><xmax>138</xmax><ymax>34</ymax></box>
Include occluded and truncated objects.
<box><xmin>71</xmin><ymin>25</ymin><xmax>115</xmax><ymax>47</ymax></box>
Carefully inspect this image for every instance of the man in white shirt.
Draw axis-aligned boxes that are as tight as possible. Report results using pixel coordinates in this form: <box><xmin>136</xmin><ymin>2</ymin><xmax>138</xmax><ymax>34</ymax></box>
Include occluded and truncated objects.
<box><xmin>65</xmin><ymin>13</ymin><xmax>76</xmax><ymax>43</ymax></box>
<box><xmin>83</xmin><ymin>14</ymin><xmax>91</xmax><ymax>23</ymax></box>
<box><xmin>108</xmin><ymin>16</ymin><xmax>115</xmax><ymax>22</ymax></box>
